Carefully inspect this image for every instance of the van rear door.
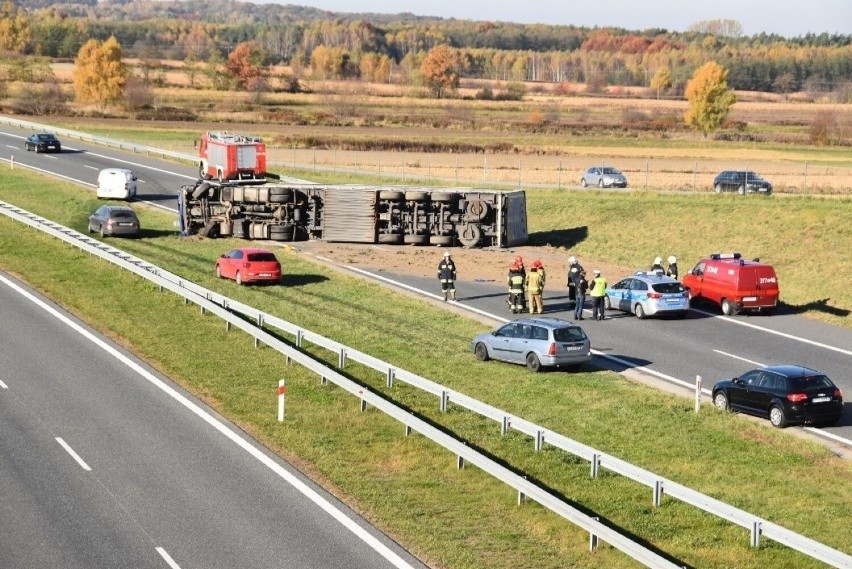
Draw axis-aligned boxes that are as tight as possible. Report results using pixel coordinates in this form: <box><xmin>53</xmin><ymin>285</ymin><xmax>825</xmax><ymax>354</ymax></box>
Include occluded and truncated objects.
<box><xmin>738</xmin><ymin>264</ymin><xmax>779</xmax><ymax>309</ymax></box>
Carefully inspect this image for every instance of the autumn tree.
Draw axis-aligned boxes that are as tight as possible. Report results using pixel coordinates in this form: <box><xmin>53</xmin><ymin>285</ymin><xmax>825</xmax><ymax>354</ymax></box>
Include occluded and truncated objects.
<box><xmin>205</xmin><ymin>48</ymin><xmax>230</xmax><ymax>90</ymax></box>
<box><xmin>684</xmin><ymin>61</ymin><xmax>736</xmax><ymax>137</ymax></box>
<box><xmin>420</xmin><ymin>44</ymin><xmax>460</xmax><ymax>98</ymax></box>
<box><xmin>73</xmin><ymin>37</ymin><xmax>127</xmax><ymax>109</ymax></box>
<box><xmin>226</xmin><ymin>41</ymin><xmax>267</xmax><ymax>90</ymax></box>
<box><xmin>0</xmin><ymin>0</ymin><xmax>31</xmax><ymax>54</ymax></box>
<box><xmin>358</xmin><ymin>53</ymin><xmax>391</xmax><ymax>83</ymax></box>
<box><xmin>650</xmin><ymin>66</ymin><xmax>672</xmax><ymax>99</ymax></box>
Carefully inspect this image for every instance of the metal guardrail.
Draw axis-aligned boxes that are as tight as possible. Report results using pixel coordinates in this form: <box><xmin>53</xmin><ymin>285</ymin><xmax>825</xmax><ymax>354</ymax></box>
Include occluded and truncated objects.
<box><xmin>0</xmin><ymin>200</ymin><xmax>683</xmax><ymax>569</ymax></box>
<box><xmin>2</xmin><ymin>120</ymin><xmax>849</xmax><ymax>567</ymax></box>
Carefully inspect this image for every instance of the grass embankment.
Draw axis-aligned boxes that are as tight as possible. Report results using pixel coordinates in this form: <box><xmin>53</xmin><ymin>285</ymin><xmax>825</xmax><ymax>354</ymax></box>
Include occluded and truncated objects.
<box><xmin>0</xmin><ymin>168</ymin><xmax>850</xmax><ymax>568</ymax></box>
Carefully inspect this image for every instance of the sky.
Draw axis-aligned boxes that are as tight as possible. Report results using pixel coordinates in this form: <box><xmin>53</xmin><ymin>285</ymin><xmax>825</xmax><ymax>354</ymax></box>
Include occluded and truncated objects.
<box><xmin>269</xmin><ymin>0</ymin><xmax>851</xmax><ymax>37</ymax></box>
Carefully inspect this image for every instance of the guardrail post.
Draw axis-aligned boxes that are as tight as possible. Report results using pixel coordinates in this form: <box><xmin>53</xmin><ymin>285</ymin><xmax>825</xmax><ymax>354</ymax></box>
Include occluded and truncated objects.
<box><xmin>320</xmin><ymin>374</ymin><xmax>327</xmax><ymax>385</ymax></box>
<box><xmin>750</xmin><ymin>521</ymin><xmax>762</xmax><ymax>548</ymax></box>
<box><xmin>695</xmin><ymin>375</ymin><xmax>702</xmax><ymax>412</ymax></box>
<box><xmin>226</xmin><ymin>321</ymin><xmax>231</xmax><ymax>332</ymax></box>
<box><xmin>653</xmin><ymin>480</ymin><xmax>664</xmax><ymax>506</ymax></box>
<box><xmin>184</xmin><ymin>296</ymin><xmax>189</xmax><ymax>305</ymax></box>
<box><xmin>296</xmin><ymin>329</ymin><xmax>303</xmax><ymax>347</ymax></box>
<box><xmin>517</xmin><ymin>491</ymin><xmax>526</xmax><ymax>505</ymax></box>
<box><xmin>386</xmin><ymin>367</ymin><xmax>395</xmax><ymax>388</ymax></box>
<box><xmin>457</xmin><ymin>455</ymin><xmax>465</xmax><ymax>470</ymax></box>
<box><xmin>277</xmin><ymin>380</ymin><xmax>286</xmax><ymax>422</ymax></box>
<box><xmin>359</xmin><ymin>390</ymin><xmax>367</xmax><ymax>412</ymax></box>
<box><xmin>339</xmin><ymin>348</ymin><xmax>346</xmax><ymax>368</ymax></box>
<box><xmin>440</xmin><ymin>390</ymin><xmax>448</xmax><ymax>412</ymax></box>
<box><xmin>405</xmin><ymin>425</ymin><xmax>412</xmax><ymax>437</ymax></box>
<box><xmin>200</xmin><ymin>306</ymin><xmax>206</xmax><ymax>315</ymax></box>
<box><xmin>255</xmin><ymin>337</ymin><xmax>262</xmax><ymax>348</ymax></box>
<box><xmin>501</xmin><ymin>415</ymin><xmax>510</xmax><ymax>435</ymax></box>
<box><xmin>589</xmin><ymin>517</ymin><xmax>600</xmax><ymax>551</ymax></box>
<box><xmin>590</xmin><ymin>453</ymin><xmax>600</xmax><ymax>478</ymax></box>
<box><xmin>158</xmin><ymin>285</ymin><xmax>163</xmax><ymax>293</ymax></box>
<box><xmin>535</xmin><ymin>430</ymin><xmax>544</xmax><ymax>451</ymax></box>
<box><xmin>257</xmin><ymin>314</ymin><xmax>264</xmax><ymax>327</ymax></box>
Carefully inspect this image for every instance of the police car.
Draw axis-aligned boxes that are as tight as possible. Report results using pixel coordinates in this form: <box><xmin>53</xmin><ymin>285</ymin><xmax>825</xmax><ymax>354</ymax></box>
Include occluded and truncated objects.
<box><xmin>604</xmin><ymin>271</ymin><xmax>689</xmax><ymax>319</ymax></box>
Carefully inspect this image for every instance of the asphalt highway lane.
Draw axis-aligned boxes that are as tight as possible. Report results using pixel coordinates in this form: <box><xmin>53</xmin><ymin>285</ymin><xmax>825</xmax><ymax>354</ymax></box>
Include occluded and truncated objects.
<box><xmin>337</xmin><ymin>265</ymin><xmax>852</xmax><ymax>443</ymax></box>
<box><xmin>0</xmin><ymin>272</ymin><xmax>426</xmax><ymax>569</ymax></box>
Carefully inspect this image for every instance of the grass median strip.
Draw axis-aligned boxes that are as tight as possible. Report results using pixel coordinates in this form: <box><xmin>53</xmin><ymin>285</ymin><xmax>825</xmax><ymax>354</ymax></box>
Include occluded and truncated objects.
<box><xmin>1</xmin><ymin>169</ymin><xmax>850</xmax><ymax>568</ymax></box>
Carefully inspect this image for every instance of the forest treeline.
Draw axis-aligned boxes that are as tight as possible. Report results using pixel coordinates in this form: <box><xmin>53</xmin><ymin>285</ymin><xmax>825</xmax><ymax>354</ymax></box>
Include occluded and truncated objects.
<box><xmin>5</xmin><ymin>0</ymin><xmax>852</xmax><ymax>93</ymax></box>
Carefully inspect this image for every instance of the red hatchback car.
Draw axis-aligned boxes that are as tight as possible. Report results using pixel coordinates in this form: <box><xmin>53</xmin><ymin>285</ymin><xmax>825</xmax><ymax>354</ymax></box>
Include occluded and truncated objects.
<box><xmin>215</xmin><ymin>248</ymin><xmax>282</xmax><ymax>285</ymax></box>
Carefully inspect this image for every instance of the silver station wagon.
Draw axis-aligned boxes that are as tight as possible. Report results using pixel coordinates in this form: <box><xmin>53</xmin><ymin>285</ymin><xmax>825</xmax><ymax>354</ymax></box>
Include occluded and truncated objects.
<box><xmin>472</xmin><ymin>317</ymin><xmax>591</xmax><ymax>372</ymax></box>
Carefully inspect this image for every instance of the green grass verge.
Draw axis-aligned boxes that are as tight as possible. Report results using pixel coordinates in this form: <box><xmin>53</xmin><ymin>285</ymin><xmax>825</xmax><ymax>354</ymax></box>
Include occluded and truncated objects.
<box><xmin>0</xmin><ymin>168</ymin><xmax>850</xmax><ymax>568</ymax></box>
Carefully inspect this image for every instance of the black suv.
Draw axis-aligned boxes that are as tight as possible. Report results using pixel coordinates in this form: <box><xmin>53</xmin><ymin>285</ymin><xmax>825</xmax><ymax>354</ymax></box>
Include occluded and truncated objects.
<box><xmin>712</xmin><ymin>365</ymin><xmax>843</xmax><ymax>428</ymax></box>
<box><xmin>712</xmin><ymin>170</ymin><xmax>772</xmax><ymax>195</ymax></box>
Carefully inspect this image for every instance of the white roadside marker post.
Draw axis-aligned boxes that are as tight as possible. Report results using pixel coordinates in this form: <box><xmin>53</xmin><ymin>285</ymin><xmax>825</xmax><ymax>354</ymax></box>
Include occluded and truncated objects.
<box><xmin>278</xmin><ymin>379</ymin><xmax>286</xmax><ymax>422</ymax></box>
<box><xmin>695</xmin><ymin>375</ymin><xmax>702</xmax><ymax>413</ymax></box>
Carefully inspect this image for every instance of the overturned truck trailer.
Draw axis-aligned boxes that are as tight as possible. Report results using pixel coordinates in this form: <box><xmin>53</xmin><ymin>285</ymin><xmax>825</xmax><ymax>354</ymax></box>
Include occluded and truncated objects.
<box><xmin>178</xmin><ymin>180</ymin><xmax>528</xmax><ymax>248</ymax></box>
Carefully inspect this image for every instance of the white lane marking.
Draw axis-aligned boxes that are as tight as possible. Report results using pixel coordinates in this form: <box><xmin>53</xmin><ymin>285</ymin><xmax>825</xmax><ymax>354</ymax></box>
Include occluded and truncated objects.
<box><xmin>0</xmin><ymin>379</ymin><xmax>8</xmax><ymax>389</ymax></box>
<box><xmin>83</xmin><ymin>150</ymin><xmax>197</xmax><ymax>181</ymax></box>
<box><xmin>84</xmin><ymin>164</ymin><xmax>99</xmax><ymax>170</ymax></box>
<box><xmin>56</xmin><ymin>437</ymin><xmax>92</xmax><ymax>471</ymax></box>
<box><xmin>691</xmin><ymin>306</ymin><xmax>852</xmax><ymax>357</ymax></box>
<box><xmin>0</xmin><ymin>157</ymin><xmax>95</xmax><ymax>188</ymax></box>
<box><xmin>156</xmin><ymin>547</ymin><xmax>182</xmax><ymax>569</ymax></box>
<box><xmin>1</xmin><ymin>275</ymin><xmax>419</xmax><ymax>569</ymax></box>
<box><xmin>713</xmin><ymin>349</ymin><xmax>766</xmax><ymax>367</ymax></box>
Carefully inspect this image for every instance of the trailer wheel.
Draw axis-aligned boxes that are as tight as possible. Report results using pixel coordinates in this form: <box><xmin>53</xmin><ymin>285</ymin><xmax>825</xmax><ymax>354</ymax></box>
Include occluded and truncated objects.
<box><xmin>465</xmin><ymin>200</ymin><xmax>489</xmax><ymax>221</ymax></box>
<box><xmin>378</xmin><ymin>233</ymin><xmax>404</xmax><ymax>244</ymax></box>
<box><xmin>430</xmin><ymin>235</ymin><xmax>454</xmax><ymax>246</ymax></box>
<box><xmin>270</xmin><ymin>225</ymin><xmax>295</xmax><ymax>241</ymax></box>
<box><xmin>379</xmin><ymin>190</ymin><xmax>404</xmax><ymax>201</ymax></box>
<box><xmin>269</xmin><ymin>188</ymin><xmax>294</xmax><ymax>203</ymax></box>
<box><xmin>458</xmin><ymin>224</ymin><xmax>482</xmax><ymax>248</ymax></box>
<box><xmin>403</xmin><ymin>234</ymin><xmax>429</xmax><ymax>245</ymax></box>
<box><xmin>405</xmin><ymin>191</ymin><xmax>430</xmax><ymax>202</ymax></box>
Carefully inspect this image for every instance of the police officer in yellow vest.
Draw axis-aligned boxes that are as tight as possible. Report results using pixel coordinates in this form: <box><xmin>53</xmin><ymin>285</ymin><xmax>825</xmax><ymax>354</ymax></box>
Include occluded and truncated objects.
<box><xmin>507</xmin><ymin>262</ymin><xmax>525</xmax><ymax>314</ymax></box>
<box><xmin>589</xmin><ymin>268</ymin><xmax>608</xmax><ymax>321</ymax></box>
<box><xmin>525</xmin><ymin>265</ymin><xmax>544</xmax><ymax>314</ymax></box>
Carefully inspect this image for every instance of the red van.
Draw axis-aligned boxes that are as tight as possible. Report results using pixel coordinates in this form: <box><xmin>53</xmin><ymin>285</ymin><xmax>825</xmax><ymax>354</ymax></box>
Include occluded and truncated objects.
<box><xmin>682</xmin><ymin>253</ymin><xmax>779</xmax><ymax>315</ymax></box>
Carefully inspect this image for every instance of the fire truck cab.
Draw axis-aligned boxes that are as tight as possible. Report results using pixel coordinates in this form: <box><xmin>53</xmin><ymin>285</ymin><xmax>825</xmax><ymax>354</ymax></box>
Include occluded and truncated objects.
<box><xmin>198</xmin><ymin>132</ymin><xmax>266</xmax><ymax>182</ymax></box>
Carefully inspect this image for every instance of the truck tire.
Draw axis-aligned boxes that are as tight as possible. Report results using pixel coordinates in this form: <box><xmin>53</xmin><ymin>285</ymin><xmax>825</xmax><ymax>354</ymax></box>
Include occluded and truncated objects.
<box><xmin>270</xmin><ymin>224</ymin><xmax>295</xmax><ymax>241</ymax></box>
<box><xmin>465</xmin><ymin>200</ymin><xmax>489</xmax><ymax>221</ymax></box>
<box><xmin>379</xmin><ymin>190</ymin><xmax>404</xmax><ymax>201</ymax></box>
<box><xmin>405</xmin><ymin>191</ymin><xmax>429</xmax><ymax>202</ymax></box>
<box><xmin>458</xmin><ymin>223</ymin><xmax>482</xmax><ymax>248</ymax></box>
<box><xmin>721</xmin><ymin>298</ymin><xmax>737</xmax><ymax>316</ymax></box>
<box><xmin>430</xmin><ymin>235</ymin><xmax>454</xmax><ymax>246</ymax></box>
<box><xmin>269</xmin><ymin>188</ymin><xmax>294</xmax><ymax>203</ymax></box>
<box><xmin>378</xmin><ymin>233</ymin><xmax>404</xmax><ymax>244</ymax></box>
<box><xmin>403</xmin><ymin>234</ymin><xmax>429</xmax><ymax>245</ymax></box>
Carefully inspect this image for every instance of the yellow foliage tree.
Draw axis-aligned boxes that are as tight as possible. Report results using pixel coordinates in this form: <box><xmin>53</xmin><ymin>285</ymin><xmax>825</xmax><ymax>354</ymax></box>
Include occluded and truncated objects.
<box><xmin>684</xmin><ymin>61</ymin><xmax>736</xmax><ymax>137</ymax></box>
<box><xmin>650</xmin><ymin>66</ymin><xmax>672</xmax><ymax>99</ymax></box>
<box><xmin>73</xmin><ymin>36</ymin><xmax>127</xmax><ymax>109</ymax></box>
<box><xmin>0</xmin><ymin>0</ymin><xmax>31</xmax><ymax>53</ymax></box>
<box><xmin>420</xmin><ymin>44</ymin><xmax>459</xmax><ymax>98</ymax></box>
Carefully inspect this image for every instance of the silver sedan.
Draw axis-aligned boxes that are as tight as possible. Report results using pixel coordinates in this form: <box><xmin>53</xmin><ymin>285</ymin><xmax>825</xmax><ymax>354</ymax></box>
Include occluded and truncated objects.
<box><xmin>580</xmin><ymin>166</ymin><xmax>628</xmax><ymax>188</ymax></box>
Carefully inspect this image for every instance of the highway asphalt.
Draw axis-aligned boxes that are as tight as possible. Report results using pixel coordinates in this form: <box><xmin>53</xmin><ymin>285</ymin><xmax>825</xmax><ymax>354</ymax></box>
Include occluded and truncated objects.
<box><xmin>0</xmin><ymin>271</ymin><xmax>427</xmax><ymax>569</ymax></box>
<box><xmin>1</xmin><ymin>122</ymin><xmax>850</xmax><ymax>450</ymax></box>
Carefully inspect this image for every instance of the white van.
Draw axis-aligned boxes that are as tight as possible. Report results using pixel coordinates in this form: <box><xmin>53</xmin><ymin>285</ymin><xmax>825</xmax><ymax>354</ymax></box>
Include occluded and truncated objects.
<box><xmin>97</xmin><ymin>168</ymin><xmax>137</xmax><ymax>200</ymax></box>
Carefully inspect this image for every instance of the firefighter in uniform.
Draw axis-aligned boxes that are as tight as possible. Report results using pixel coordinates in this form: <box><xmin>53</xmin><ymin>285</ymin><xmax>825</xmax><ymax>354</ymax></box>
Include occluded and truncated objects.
<box><xmin>567</xmin><ymin>256</ymin><xmax>584</xmax><ymax>308</ymax></box>
<box><xmin>437</xmin><ymin>251</ymin><xmax>457</xmax><ymax>301</ymax></box>
<box><xmin>507</xmin><ymin>263</ymin><xmax>525</xmax><ymax>314</ymax></box>
<box><xmin>525</xmin><ymin>264</ymin><xmax>544</xmax><ymax>314</ymax></box>
<box><xmin>651</xmin><ymin>257</ymin><xmax>665</xmax><ymax>273</ymax></box>
<box><xmin>667</xmin><ymin>256</ymin><xmax>679</xmax><ymax>280</ymax></box>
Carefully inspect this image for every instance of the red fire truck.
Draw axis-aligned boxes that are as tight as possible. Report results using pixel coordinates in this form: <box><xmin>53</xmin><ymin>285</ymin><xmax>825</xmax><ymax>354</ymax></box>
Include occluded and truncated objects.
<box><xmin>198</xmin><ymin>132</ymin><xmax>267</xmax><ymax>182</ymax></box>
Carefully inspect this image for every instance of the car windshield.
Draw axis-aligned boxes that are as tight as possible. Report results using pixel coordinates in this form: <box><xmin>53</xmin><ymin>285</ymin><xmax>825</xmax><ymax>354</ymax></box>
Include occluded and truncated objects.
<box><xmin>652</xmin><ymin>282</ymin><xmax>684</xmax><ymax>293</ymax></box>
<box><xmin>553</xmin><ymin>327</ymin><xmax>586</xmax><ymax>342</ymax></box>
<box><xmin>602</xmin><ymin>168</ymin><xmax>621</xmax><ymax>175</ymax></box>
<box><xmin>790</xmin><ymin>375</ymin><xmax>834</xmax><ymax>391</ymax></box>
<box><xmin>248</xmin><ymin>252</ymin><xmax>278</xmax><ymax>262</ymax></box>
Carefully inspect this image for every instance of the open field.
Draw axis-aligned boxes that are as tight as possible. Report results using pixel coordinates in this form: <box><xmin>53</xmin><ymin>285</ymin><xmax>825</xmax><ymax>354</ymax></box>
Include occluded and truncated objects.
<box><xmin>1</xmin><ymin>167</ymin><xmax>851</xmax><ymax>569</ymax></box>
